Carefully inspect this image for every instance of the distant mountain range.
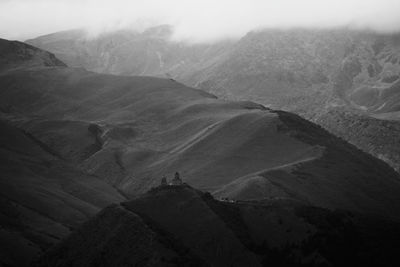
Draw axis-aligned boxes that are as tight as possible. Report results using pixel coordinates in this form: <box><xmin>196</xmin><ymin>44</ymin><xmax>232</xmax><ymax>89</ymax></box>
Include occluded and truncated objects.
<box><xmin>27</xmin><ymin>26</ymin><xmax>400</xmax><ymax>171</ymax></box>
<box><xmin>1</xmin><ymin>33</ymin><xmax>400</xmax><ymax>266</ymax></box>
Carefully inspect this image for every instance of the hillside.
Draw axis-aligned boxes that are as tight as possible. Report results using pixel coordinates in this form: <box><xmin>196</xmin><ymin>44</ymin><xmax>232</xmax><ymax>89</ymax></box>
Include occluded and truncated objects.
<box><xmin>36</xmin><ymin>185</ymin><xmax>400</xmax><ymax>267</ymax></box>
<box><xmin>26</xmin><ymin>27</ymin><xmax>400</xmax><ymax>172</ymax></box>
<box><xmin>0</xmin><ymin>118</ymin><xmax>125</xmax><ymax>267</ymax></box>
<box><xmin>1</xmin><ymin>62</ymin><xmax>400</xmax><ymax>221</ymax></box>
<box><xmin>33</xmin><ymin>202</ymin><xmax>206</xmax><ymax>267</ymax></box>
<box><xmin>0</xmin><ymin>40</ymin><xmax>126</xmax><ymax>267</ymax></box>
<box><xmin>0</xmin><ymin>38</ymin><xmax>66</xmax><ymax>71</ymax></box>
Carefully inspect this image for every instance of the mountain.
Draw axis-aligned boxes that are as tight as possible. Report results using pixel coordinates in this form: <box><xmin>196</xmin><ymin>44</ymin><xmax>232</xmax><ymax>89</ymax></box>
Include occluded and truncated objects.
<box><xmin>2</xmin><ymin>37</ymin><xmax>400</xmax><ymax>265</ymax></box>
<box><xmin>26</xmin><ymin>27</ymin><xmax>400</xmax><ymax>172</ymax></box>
<box><xmin>2</xmin><ymin>49</ymin><xmax>400</xmax><ymax>221</ymax></box>
<box><xmin>35</xmin><ymin>185</ymin><xmax>400</xmax><ymax>267</ymax></box>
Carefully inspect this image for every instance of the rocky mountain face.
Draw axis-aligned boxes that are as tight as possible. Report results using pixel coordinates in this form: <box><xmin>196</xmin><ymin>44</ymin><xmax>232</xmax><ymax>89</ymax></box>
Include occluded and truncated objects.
<box><xmin>35</xmin><ymin>185</ymin><xmax>400</xmax><ymax>267</ymax></box>
<box><xmin>27</xmin><ymin>27</ymin><xmax>400</xmax><ymax>171</ymax></box>
<box><xmin>2</xmin><ymin>37</ymin><xmax>400</xmax><ymax>266</ymax></box>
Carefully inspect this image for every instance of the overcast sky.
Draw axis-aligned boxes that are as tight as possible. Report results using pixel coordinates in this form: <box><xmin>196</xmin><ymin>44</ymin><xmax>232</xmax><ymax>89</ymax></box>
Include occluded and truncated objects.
<box><xmin>0</xmin><ymin>0</ymin><xmax>400</xmax><ymax>42</ymax></box>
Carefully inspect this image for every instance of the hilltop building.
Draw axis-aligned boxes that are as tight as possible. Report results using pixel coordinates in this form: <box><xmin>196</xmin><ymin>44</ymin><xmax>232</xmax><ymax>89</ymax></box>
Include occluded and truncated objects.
<box><xmin>170</xmin><ymin>172</ymin><xmax>183</xmax><ymax>186</ymax></box>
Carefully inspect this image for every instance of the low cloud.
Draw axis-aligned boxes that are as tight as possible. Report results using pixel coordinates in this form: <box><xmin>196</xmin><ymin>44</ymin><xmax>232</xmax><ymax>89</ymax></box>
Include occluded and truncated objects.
<box><xmin>1</xmin><ymin>0</ymin><xmax>400</xmax><ymax>42</ymax></box>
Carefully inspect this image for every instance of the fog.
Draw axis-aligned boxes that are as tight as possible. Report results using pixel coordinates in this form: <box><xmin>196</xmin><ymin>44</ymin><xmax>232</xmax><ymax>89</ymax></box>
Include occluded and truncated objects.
<box><xmin>0</xmin><ymin>0</ymin><xmax>400</xmax><ymax>42</ymax></box>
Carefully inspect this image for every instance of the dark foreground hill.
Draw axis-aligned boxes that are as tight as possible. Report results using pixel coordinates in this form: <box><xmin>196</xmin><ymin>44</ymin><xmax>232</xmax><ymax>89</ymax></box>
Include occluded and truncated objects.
<box><xmin>35</xmin><ymin>185</ymin><xmax>400</xmax><ymax>267</ymax></box>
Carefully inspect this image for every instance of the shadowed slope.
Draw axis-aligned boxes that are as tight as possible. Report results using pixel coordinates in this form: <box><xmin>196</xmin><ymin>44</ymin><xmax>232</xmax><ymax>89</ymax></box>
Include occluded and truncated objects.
<box><xmin>124</xmin><ymin>186</ymin><xmax>261</xmax><ymax>267</ymax></box>
<box><xmin>37</xmin><ymin>185</ymin><xmax>400</xmax><ymax>267</ymax></box>
<box><xmin>0</xmin><ymin>119</ymin><xmax>125</xmax><ymax>267</ymax></box>
<box><xmin>0</xmin><ymin>39</ymin><xmax>126</xmax><ymax>267</ymax></box>
<box><xmin>33</xmin><ymin>204</ymin><xmax>206</xmax><ymax>267</ymax></box>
